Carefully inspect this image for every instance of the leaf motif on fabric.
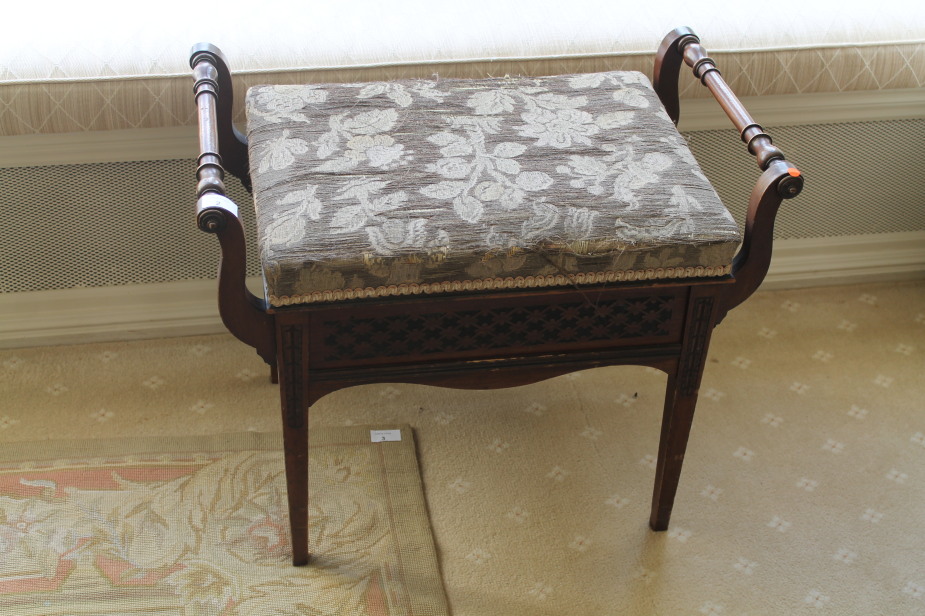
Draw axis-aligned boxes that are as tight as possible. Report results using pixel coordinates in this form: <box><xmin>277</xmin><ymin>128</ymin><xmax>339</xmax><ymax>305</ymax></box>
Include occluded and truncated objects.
<box><xmin>277</xmin><ymin>184</ymin><xmax>323</xmax><ymax>221</ymax></box>
<box><xmin>522</xmin><ymin>201</ymin><xmax>559</xmax><ymax>241</ymax></box>
<box><xmin>466</xmin><ymin>250</ymin><xmax>528</xmax><ymax>278</ymax></box>
<box><xmin>612</xmin><ymin>153</ymin><xmax>674</xmax><ymax>209</ymax></box>
<box><xmin>315</xmin><ymin>132</ymin><xmax>409</xmax><ymax>172</ymax></box>
<box><xmin>357</xmin><ymin>83</ymin><xmax>387</xmax><ymax>99</ymax></box>
<box><xmin>411</xmin><ymin>82</ymin><xmax>450</xmax><ymax>102</ymax></box>
<box><xmin>369</xmin><ymin>191</ymin><xmax>409</xmax><ymax>214</ymax></box>
<box><xmin>366</xmin><ymin>219</ymin><xmax>428</xmax><ymax>256</ymax></box>
<box><xmin>445</xmin><ymin>115</ymin><xmax>503</xmax><ymax>134</ymax></box>
<box><xmin>613</xmin><ymin>88</ymin><xmax>650</xmax><ymax>108</ymax></box>
<box><xmin>429</xmin><ymin>132</ymin><xmax>464</xmax><ymax>146</ymax></box>
<box><xmin>356</xmin><ymin>82</ymin><xmax>415</xmax><ymax>107</ymax></box>
<box><xmin>667</xmin><ymin>185</ymin><xmax>703</xmax><ymax>214</ymax></box>
<box><xmin>299</xmin><ymin>266</ymin><xmax>347</xmax><ymax>291</ymax></box>
<box><xmin>337</xmin><ymin>178</ymin><xmax>391</xmax><ymax>201</ymax></box>
<box><xmin>453</xmin><ymin>195</ymin><xmax>484</xmax><ymax>223</ymax></box>
<box><xmin>387</xmin><ymin>89</ymin><xmax>414</xmax><ymax>107</ymax></box>
<box><xmin>494</xmin><ymin>157</ymin><xmax>521</xmax><ymax>175</ymax></box>
<box><xmin>564</xmin><ymin>207</ymin><xmax>599</xmax><ymax>240</ymax></box>
<box><xmin>314</xmin><ymin>156</ymin><xmax>357</xmax><ymax>172</ymax></box>
<box><xmin>431</xmin><ymin>157</ymin><xmax>473</xmax><ymax>179</ymax></box>
<box><xmin>471</xmin><ymin>181</ymin><xmax>528</xmax><ymax>211</ymax></box>
<box><xmin>315</xmin><ymin>130</ymin><xmax>340</xmax><ymax>159</ymax></box>
<box><xmin>562</xmin><ymin>155</ymin><xmax>609</xmax><ymax>177</ymax></box>
<box><xmin>420</xmin><ymin>181</ymin><xmax>468</xmax><ymax>200</ymax></box>
<box><xmin>516</xmin><ymin>171</ymin><xmax>554</xmax><ymax>192</ymax></box>
<box><xmin>330</xmin><ymin>204</ymin><xmax>368</xmax><ymax>233</ymax></box>
<box><xmin>473</xmin><ymin>181</ymin><xmax>506</xmax><ymax>202</ymax></box>
<box><xmin>429</xmin><ymin>132</ymin><xmax>473</xmax><ymax>157</ymax></box>
<box><xmin>596</xmin><ymin>111</ymin><xmax>635</xmax><ymax>129</ymax></box>
<box><xmin>659</xmin><ymin>135</ymin><xmax>698</xmax><ymax>165</ymax></box>
<box><xmin>257</xmin><ymin>131</ymin><xmax>309</xmax><ymax>172</ymax></box>
<box><xmin>492</xmin><ymin>142</ymin><xmax>527</xmax><ymax>158</ymax></box>
<box><xmin>617</xmin><ymin>152</ymin><xmax>673</xmax><ymax>187</ymax></box>
<box><xmin>350</xmin><ymin>135</ymin><xmax>407</xmax><ymax>169</ymax></box>
<box><xmin>467</xmin><ymin>90</ymin><xmax>516</xmax><ymax>115</ymax></box>
<box><xmin>620</xmin><ymin>72</ymin><xmax>648</xmax><ymax>85</ymax></box>
<box><xmin>516</xmin><ymin>108</ymin><xmax>599</xmax><ymax>148</ymax></box>
<box><xmin>261</xmin><ymin>214</ymin><xmax>306</xmax><ymax>252</ymax></box>
<box><xmin>568</xmin><ymin>73</ymin><xmax>605</xmax><ymax>89</ymax></box>
<box><xmin>340</xmin><ymin>108</ymin><xmax>398</xmax><ymax>135</ymax></box>
<box><xmin>531</xmin><ymin>93</ymin><xmax>588</xmax><ymax>111</ymax></box>
<box><xmin>636</xmin><ymin>152</ymin><xmax>673</xmax><ymax>178</ymax></box>
<box><xmin>254</xmin><ymin>85</ymin><xmax>328</xmax><ymax>113</ymax></box>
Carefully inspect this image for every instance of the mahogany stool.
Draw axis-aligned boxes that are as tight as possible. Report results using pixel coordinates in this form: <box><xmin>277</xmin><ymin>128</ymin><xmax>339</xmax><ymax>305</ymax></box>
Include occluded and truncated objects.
<box><xmin>190</xmin><ymin>27</ymin><xmax>803</xmax><ymax>565</ymax></box>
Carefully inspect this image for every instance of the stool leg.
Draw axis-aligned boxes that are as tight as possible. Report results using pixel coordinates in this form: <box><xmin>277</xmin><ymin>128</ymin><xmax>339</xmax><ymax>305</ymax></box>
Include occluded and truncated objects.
<box><xmin>281</xmin><ymin>414</ymin><xmax>309</xmax><ymax>565</ymax></box>
<box><xmin>278</xmin><ymin>325</ymin><xmax>310</xmax><ymax>566</ymax></box>
<box><xmin>650</xmin><ymin>294</ymin><xmax>718</xmax><ymax>531</ymax></box>
<box><xmin>649</xmin><ymin>366</ymin><xmax>701</xmax><ymax>530</ymax></box>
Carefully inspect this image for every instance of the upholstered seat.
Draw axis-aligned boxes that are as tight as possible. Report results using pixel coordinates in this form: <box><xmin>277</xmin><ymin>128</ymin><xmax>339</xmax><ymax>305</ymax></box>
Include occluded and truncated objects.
<box><xmin>245</xmin><ymin>71</ymin><xmax>741</xmax><ymax>306</ymax></box>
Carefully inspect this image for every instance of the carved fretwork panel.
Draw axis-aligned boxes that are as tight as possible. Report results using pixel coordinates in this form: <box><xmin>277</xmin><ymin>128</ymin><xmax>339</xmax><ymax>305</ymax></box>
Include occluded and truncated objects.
<box><xmin>309</xmin><ymin>290</ymin><xmax>685</xmax><ymax>368</ymax></box>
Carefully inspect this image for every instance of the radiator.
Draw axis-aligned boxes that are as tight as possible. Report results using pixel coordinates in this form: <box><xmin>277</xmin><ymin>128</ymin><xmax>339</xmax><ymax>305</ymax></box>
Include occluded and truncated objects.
<box><xmin>686</xmin><ymin>119</ymin><xmax>925</xmax><ymax>241</ymax></box>
<box><xmin>0</xmin><ymin>160</ymin><xmax>256</xmax><ymax>294</ymax></box>
<box><xmin>2</xmin><ymin>118</ymin><xmax>923</xmax><ymax>295</ymax></box>
<box><xmin>2</xmin><ymin>97</ymin><xmax>924</xmax><ymax>347</ymax></box>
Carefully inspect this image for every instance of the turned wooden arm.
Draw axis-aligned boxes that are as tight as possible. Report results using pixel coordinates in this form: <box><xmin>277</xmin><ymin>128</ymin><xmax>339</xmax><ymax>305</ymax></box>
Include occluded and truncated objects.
<box><xmin>189</xmin><ymin>43</ymin><xmax>251</xmax><ymax>190</ymax></box>
<box><xmin>191</xmin><ymin>44</ymin><xmax>275</xmax><ymax>366</ymax></box>
<box><xmin>654</xmin><ymin>27</ymin><xmax>804</xmax><ymax>317</ymax></box>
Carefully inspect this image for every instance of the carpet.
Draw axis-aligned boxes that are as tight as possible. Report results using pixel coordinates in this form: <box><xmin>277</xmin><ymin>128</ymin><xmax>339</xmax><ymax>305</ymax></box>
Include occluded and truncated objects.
<box><xmin>0</xmin><ymin>427</ymin><xmax>447</xmax><ymax>616</ymax></box>
<box><xmin>2</xmin><ymin>280</ymin><xmax>924</xmax><ymax>614</ymax></box>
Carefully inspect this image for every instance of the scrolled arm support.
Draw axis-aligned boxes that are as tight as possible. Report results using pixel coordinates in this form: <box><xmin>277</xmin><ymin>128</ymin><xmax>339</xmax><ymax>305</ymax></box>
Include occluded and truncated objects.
<box><xmin>196</xmin><ymin>192</ymin><xmax>238</xmax><ymax>233</ymax></box>
<box><xmin>718</xmin><ymin>159</ymin><xmax>801</xmax><ymax>317</ymax></box>
<box><xmin>654</xmin><ymin>28</ymin><xmax>805</xmax><ymax>321</ymax></box>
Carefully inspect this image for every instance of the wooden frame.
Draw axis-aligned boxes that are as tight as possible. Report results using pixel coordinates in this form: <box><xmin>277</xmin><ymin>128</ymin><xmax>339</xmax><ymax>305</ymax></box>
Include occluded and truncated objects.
<box><xmin>190</xmin><ymin>27</ymin><xmax>803</xmax><ymax>566</ymax></box>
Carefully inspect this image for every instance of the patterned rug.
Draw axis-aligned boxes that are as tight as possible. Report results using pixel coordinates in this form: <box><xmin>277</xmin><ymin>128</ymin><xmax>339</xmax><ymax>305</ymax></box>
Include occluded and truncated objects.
<box><xmin>0</xmin><ymin>427</ymin><xmax>447</xmax><ymax>615</ymax></box>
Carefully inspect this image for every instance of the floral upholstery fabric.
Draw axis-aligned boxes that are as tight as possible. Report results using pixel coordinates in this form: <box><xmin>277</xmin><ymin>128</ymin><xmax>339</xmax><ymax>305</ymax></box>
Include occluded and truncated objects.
<box><xmin>245</xmin><ymin>71</ymin><xmax>741</xmax><ymax>306</ymax></box>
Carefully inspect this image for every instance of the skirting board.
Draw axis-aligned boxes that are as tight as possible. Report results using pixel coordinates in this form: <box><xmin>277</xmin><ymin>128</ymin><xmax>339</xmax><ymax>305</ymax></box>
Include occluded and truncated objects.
<box><xmin>1</xmin><ymin>232</ymin><xmax>923</xmax><ymax>349</ymax></box>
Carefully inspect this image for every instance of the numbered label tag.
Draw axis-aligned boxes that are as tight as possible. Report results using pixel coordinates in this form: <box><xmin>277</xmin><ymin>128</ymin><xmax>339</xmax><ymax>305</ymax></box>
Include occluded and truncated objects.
<box><xmin>370</xmin><ymin>429</ymin><xmax>402</xmax><ymax>443</ymax></box>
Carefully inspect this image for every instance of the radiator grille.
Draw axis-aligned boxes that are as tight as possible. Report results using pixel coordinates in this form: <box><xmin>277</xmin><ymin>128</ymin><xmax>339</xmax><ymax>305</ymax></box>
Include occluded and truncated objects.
<box><xmin>684</xmin><ymin>119</ymin><xmax>925</xmax><ymax>239</ymax></box>
<box><xmin>1</xmin><ymin>119</ymin><xmax>923</xmax><ymax>294</ymax></box>
<box><xmin>0</xmin><ymin>161</ymin><xmax>258</xmax><ymax>294</ymax></box>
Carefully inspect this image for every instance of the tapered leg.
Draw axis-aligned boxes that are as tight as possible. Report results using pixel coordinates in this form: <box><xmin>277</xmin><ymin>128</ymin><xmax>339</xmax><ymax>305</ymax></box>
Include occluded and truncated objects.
<box><xmin>650</xmin><ymin>367</ymin><xmax>701</xmax><ymax>530</ymax></box>
<box><xmin>281</xmin><ymin>415</ymin><xmax>309</xmax><ymax>565</ymax></box>
<box><xmin>278</xmin><ymin>325</ymin><xmax>310</xmax><ymax>565</ymax></box>
<box><xmin>650</xmin><ymin>293</ymin><xmax>719</xmax><ymax>531</ymax></box>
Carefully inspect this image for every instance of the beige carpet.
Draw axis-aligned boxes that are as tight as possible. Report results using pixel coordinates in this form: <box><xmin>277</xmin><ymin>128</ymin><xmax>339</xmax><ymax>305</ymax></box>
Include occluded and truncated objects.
<box><xmin>0</xmin><ymin>428</ymin><xmax>447</xmax><ymax>615</ymax></box>
<box><xmin>1</xmin><ymin>280</ymin><xmax>923</xmax><ymax>615</ymax></box>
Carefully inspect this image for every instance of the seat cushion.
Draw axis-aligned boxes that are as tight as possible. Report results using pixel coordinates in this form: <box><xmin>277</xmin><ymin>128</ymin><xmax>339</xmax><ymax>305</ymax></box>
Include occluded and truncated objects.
<box><xmin>245</xmin><ymin>70</ymin><xmax>741</xmax><ymax>306</ymax></box>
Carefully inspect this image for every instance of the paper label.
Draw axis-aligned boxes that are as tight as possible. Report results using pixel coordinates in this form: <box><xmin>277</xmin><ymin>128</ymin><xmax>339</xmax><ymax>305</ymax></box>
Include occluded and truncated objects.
<box><xmin>370</xmin><ymin>429</ymin><xmax>402</xmax><ymax>443</ymax></box>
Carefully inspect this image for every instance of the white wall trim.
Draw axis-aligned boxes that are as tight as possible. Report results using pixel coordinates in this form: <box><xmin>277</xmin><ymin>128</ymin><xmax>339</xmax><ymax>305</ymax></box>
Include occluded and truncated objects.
<box><xmin>2</xmin><ymin>232</ymin><xmax>923</xmax><ymax>349</ymax></box>
<box><xmin>0</xmin><ymin>279</ymin><xmax>237</xmax><ymax>349</ymax></box>
<box><xmin>761</xmin><ymin>231</ymin><xmax>925</xmax><ymax>290</ymax></box>
<box><xmin>0</xmin><ymin>126</ymin><xmax>199</xmax><ymax>169</ymax></box>
<box><xmin>2</xmin><ymin>89</ymin><xmax>922</xmax><ymax>168</ymax></box>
